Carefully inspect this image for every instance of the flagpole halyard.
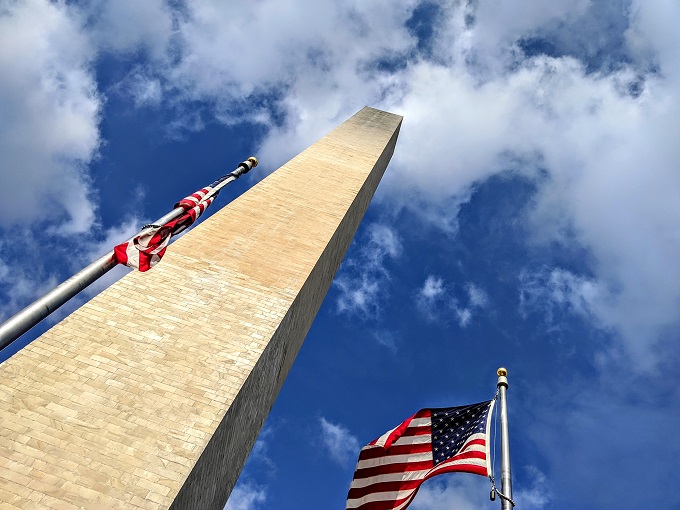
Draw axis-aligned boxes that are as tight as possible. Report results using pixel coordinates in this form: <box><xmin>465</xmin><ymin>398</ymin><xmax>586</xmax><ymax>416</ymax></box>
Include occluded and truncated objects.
<box><xmin>0</xmin><ymin>157</ymin><xmax>257</xmax><ymax>354</ymax></box>
<box><xmin>497</xmin><ymin>367</ymin><xmax>514</xmax><ymax>509</ymax></box>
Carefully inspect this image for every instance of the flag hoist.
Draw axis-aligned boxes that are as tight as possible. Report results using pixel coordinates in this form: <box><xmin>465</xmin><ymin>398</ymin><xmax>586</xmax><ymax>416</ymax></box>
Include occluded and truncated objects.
<box><xmin>0</xmin><ymin>157</ymin><xmax>258</xmax><ymax>352</ymax></box>
<box><xmin>345</xmin><ymin>368</ymin><xmax>514</xmax><ymax>510</ymax></box>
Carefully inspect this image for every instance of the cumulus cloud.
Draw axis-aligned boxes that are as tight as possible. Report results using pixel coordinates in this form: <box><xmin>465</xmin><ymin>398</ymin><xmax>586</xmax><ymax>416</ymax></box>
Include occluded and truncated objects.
<box><xmin>409</xmin><ymin>476</ymin><xmax>493</xmax><ymax>510</ymax></box>
<box><xmin>453</xmin><ymin>282</ymin><xmax>490</xmax><ymax>328</ymax></box>
<box><xmin>375</xmin><ymin>2</ymin><xmax>680</xmax><ymax>367</ymax></box>
<box><xmin>118</xmin><ymin>70</ymin><xmax>163</xmax><ymax>108</ymax></box>
<box><xmin>2</xmin><ymin>0</ymin><xmax>678</xmax><ymax>378</ymax></box>
<box><xmin>519</xmin><ymin>267</ymin><xmax>601</xmax><ymax>327</ymax></box>
<box><xmin>409</xmin><ymin>466</ymin><xmax>550</xmax><ymax>510</ymax></box>
<box><xmin>514</xmin><ymin>466</ymin><xmax>552</xmax><ymax>510</ymax></box>
<box><xmin>319</xmin><ymin>417</ymin><xmax>361</xmax><ymax>467</ymax></box>
<box><xmin>421</xmin><ymin>275</ymin><xmax>446</xmax><ymax>301</ymax></box>
<box><xmin>93</xmin><ymin>0</ymin><xmax>419</xmax><ymax>164</ymax></box>
<box><xmin>335</xmin><ymin>223</ymin><xmax>402</xmax><ymax>318</ymax></box>
<box><xmin>3</xmin><ymin>2</ymin><xmax>679</xmax><ymax>508</ymax></box>
<box><xmin>248</xmin><ymin>426</ymin><xmax>277</xmax><ymax>475</ymax></box>
<box><xmin>416</xmin><ymin>275</ymin><xmax>446</xmax><ymax>322</ymax></box>
<box><xmin>82</xmin><ymin>0</ymin><xmax>173</xmax><ymax>58</ymax></box>
<box><xmin>0</xmin><ymin>239</ymin><xmax>58</xmax><ymax>322</ymax></box>
<box><xmin>416</xmin><ymin>276</ymin><xmax>488</xmax><ymax>327</ymax></box>
<box><xmin>466</xmin><ymin>283</ymin><xmax>489</xmax><ymax>309</ymax></box>
<box><xmin>0</xmin><ymin>0</ymin><xmax>101</xmax><ymax>233</ymax></box>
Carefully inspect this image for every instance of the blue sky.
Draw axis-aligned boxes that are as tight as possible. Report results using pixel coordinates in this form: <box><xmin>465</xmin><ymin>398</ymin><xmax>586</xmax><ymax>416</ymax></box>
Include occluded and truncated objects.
<box><xmin>1</xmin><ymin>1</ymin><xmax>679</xmax><ymax>509</ymax></box>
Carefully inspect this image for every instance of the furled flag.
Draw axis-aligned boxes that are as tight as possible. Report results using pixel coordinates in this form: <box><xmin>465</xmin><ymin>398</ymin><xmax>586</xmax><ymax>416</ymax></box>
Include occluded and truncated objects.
<box><xmin>113</xmin><ymin>184</ymin><xmax>218</xmax><ymax>272</ymax></box>
<box><xmin>346</xmin><ymin>400</ymin><xmax>495</xmax><ymax>510</ymax></box>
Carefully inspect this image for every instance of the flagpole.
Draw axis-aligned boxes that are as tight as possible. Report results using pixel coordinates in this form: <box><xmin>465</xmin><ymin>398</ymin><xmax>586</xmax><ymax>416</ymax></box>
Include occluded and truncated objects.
<box><xmin>0</xmin><ymin>157</ymin><xmax>257</xmax><ymax>354</ymax></box>
<box><xmin>497</xmin><ymin>367</ymin><xmax>513</xmax><ymax>509</ymax></box>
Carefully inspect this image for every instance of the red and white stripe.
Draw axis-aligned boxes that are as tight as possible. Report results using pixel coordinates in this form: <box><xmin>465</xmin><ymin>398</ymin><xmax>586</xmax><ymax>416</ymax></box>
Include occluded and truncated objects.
<box><xmin>175</xmin><ymin>187</ymin><xmax>212</xmax><ymax>211</ymax></box>
<box><xmin>113</xmin><ymin>188</ymin><xmax>216</xmax><ymax>272</ymax></box>
<box><xmin>346</xmin><ymin>409</ymin><xmax>492</xmax><ymax>510</ymax></box>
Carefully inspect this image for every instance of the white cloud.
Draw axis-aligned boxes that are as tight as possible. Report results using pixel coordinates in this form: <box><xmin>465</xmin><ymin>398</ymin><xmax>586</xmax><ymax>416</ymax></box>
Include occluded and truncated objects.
<box><xmin>454</xmin><ymin>307</ymin><xmax>473</xmax><ymax>328</ymax></box>
<box><xmin>120</xmin><ymin>0</ymin><xmax>418</xmax><ymax>164</ymax></box>
<box><xmin>4</xmin><ymin>0</ymin><xmax>679</xmax><ymax>376</ymax></box>
<box><xmin>0</xmin><ymin>217</ymin><xmax>142</xmax><ymax>330</ymax></box>
<box><xmin>376</xmin><ymin>4</ymin><xmax>680</xmax><ymax>367</ymax></box>
<box><xmin>248</xmin><ymin>427</ymin><xmax>277</xmax><ymax>475</ymax></box>
<box><xmin>436</xmin><ymin>0</ymin><xmax>591</xmax><ymax>71</ymax></box>
<box><xmin>224</xmin><ymin>483</ymin><xmax>266</xmax><ymax>510</ymax></box>
<box><xmin>364</xmin><ymin>223</ymin><xmax>403</xmax><ymax>266</ymax></box>
<box><xmin>61</xmin><ymin>219</ymin><xmax>143</xmax><ymax>305</ymax></box>
<box><xmin>319</xmin><ymin>417</ymin><xmax>360</xmax><ymax>467</ymax></box>
<box><xmin>627</xmin><ymin>1</ymin><xmax>680</xmax><ymax>80</ymax></box>
<box><xmin>335</xmin><ymin>274</ymin><xmax>381</xmax><ymax>318</ymax></box>
<box><xmin>83</xmin><ymin>0</ymin><xmax>173</xmax><ymax>58</ymax></box>
<box><xmin>416</xmin><ymin>276</ymin><xmax>488</xmax><ymax>327</ymax></box>
<box><xmin>466</xmin><ymin>282</ymin><xmax>489</xmax><ymax>309</ymax></box>
<box><xmin>372</xmin><ymin>330</ymin><xmax>399</xmax><ymax>354</ymax></box>
<box><xmin>453</xmin><ymin>285</ymin><xmax>488</xmax><ymax>328</ymax></box>
<box><xmin>416</xmin><ymin>275</ymin><xmax>447</xmax><ymax>322</ymax></box>
<box><xmin>120</xmin><ymin>70</ymin><xmax>163</xmax><ymax>108</ymax></box>
<box><xmin>409</xmin><ymin>466</ymin><xmax>550</xmax><ymax>510</ymax></box>
<box><xmin>335</xmin><ymin>223</ymin><xmax>402</xmax><ymax>318</ymax></box>
<box><xmin>222</xmin><ymin>427</ymin><xmax>278</xmax><ymax>510</ymax></box>
<box><xmin>0</xmin><ymin>239</ymin><xmax>58</xmax><ymax>322</ymax></box>
<box><xmin>0</xmin><ymin>0</ymin><xmax>101</xmax><ymax>233</ymax></box>
<box><xmin>409</xmin><ymin>476</ymin><xmax>492</xmax><ymax>510</ymax></box>
<box><xmin>421</xmin><ymin>275</ymin><xmax>446</xmax><ymax>301</ymax></box>
<box><xmin>519</xmin><ymin>268</ymin><xmax>601</xmax><ymax>326</ymax></box>
<box><xmin>514</xmin><ymin>466</ymin><xmax>552</xmax><ymax>510</ymax></box>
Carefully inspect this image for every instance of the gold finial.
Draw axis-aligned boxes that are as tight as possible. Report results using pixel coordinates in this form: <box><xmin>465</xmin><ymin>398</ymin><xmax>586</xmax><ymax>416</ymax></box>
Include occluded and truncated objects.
<box><xmin>248</xmin><ymin>156</ymin><xmax>259</xmax><ymax>168</ymax></box>
<box><xmin>497</xmin><ymin>367</ymin><xmax>508</xmax><ymax>377</ymax></box>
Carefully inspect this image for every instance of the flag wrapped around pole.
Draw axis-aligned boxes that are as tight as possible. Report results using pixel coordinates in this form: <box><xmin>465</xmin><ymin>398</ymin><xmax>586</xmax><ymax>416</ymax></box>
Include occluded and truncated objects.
<box><xmin>114</xmin><ymin>157</ymin><xmax>257</xmax><ymax>271</ymax></box>
<box><xmin>346</xmin><ymin>399</ymin><xmax>494</xmax><ymax>510</ymax></box>
<box><xmin>0</xmin><ymin>157</ymin><xmax>257</xmax><ymax>351</ymax></box>
<box><xmin>113</xmin><ymin>190</ymin><xmax>215</xmax><ymax>271</ymax></box>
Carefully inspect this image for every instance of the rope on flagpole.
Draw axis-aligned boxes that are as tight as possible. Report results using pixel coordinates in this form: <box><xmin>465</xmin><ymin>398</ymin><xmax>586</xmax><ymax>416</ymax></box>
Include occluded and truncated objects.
<box><xmin>0</xmin><ymin>157</ymin><xmax>258</xmax><ymax>354</ymax></box>
<box><xmin>490</xmin><ymin>477</ymin><xmax>516</xmax><ymax>508</ymax></box>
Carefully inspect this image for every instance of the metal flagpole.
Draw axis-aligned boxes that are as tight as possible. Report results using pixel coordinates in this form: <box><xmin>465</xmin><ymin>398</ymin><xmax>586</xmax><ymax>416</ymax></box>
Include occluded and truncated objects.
<box><xmin>0</xmin><ymin>157</ymin><xmax>258</xmax><ymax>353</ymax></box>
<box><xmin>496</xmin><ymin>367</ymin><xmax>514</xmax><ymax>510</ymax></box>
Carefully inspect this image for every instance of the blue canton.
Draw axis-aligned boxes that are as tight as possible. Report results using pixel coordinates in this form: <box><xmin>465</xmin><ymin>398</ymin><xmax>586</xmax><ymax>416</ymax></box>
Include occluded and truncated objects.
<box><xmin>431</xmin><ymin>401</ymin><xmax>491</xmax><ymax>465</ymax></box>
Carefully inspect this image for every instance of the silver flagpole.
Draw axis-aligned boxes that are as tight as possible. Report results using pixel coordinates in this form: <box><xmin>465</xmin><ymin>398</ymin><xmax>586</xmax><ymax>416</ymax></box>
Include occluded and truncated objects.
<box><xmin>497</xmin><ymin>367</ymin><xmax>514</xmax><ymax>509</ymax></box>
<box><xmin>0</xmin><ymin>157</ymin><xmax>258</xmax><ymax>353</ymax></box>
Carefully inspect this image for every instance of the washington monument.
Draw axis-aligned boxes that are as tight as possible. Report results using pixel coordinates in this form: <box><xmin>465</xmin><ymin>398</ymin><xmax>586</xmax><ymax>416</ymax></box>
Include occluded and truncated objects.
<box><xmin>0</xmin><ymin>107</ymin><xmax>402</xmax><ymax>509</ymax></box>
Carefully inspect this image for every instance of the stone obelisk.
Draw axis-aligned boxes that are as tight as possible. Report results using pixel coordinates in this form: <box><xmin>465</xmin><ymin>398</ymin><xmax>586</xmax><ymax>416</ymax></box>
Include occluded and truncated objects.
<box><xmin>0</xmin><ymin>107</ymin><xmax>402</xmax><ymax>509</ymax></box>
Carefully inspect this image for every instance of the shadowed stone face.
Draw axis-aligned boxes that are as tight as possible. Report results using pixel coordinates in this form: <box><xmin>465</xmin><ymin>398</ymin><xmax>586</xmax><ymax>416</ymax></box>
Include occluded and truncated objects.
<box><xmin>0</xmin><ymin>107</ymin><xmax>402</xmax><ymax>510</ymax></box>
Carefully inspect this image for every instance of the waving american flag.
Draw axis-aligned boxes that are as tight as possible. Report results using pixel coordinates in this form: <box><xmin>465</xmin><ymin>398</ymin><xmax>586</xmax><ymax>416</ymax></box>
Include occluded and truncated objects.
<box><xmin>346</xmin><ymin>400</ymin><xmax>495</xmax><ymax>510</ymax></box>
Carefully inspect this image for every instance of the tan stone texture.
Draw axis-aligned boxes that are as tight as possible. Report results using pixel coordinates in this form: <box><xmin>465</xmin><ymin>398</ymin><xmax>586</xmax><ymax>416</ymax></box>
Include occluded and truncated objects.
<box><xmin>0</xmin><ymin>107</ymin><xmax>402</xmax><ymax>509</ymax></box>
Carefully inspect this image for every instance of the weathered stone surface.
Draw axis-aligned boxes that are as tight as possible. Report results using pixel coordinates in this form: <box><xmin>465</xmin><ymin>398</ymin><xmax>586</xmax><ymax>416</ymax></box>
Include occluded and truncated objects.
<box><xmin>0</xmin><ymin>107</ymin><xmax>402</xmax><ymax>509</ymax></box>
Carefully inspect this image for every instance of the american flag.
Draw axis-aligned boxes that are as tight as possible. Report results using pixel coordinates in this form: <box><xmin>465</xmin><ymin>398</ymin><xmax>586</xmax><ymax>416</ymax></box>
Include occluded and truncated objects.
<box><xmin>346</xmin><ymin>400</ymin><xmax>495</xmax><ymax>510</ymax></box>
<box><xmin>113</xmin><ymin>177</ymin><xmax>226</xmax><ymax>272</ymax></box>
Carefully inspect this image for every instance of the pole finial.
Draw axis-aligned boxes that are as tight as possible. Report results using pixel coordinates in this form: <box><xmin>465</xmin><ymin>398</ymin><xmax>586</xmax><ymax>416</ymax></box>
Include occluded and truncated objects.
<box><xmin>248</xmin><ymin>156</ymin><xmax>259</xmax><ymax>168</ymax></box>
<box><xmin>497</xmin><ymin>367</ymin><xmax>508</xmax><ymax>388</ymax></box>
